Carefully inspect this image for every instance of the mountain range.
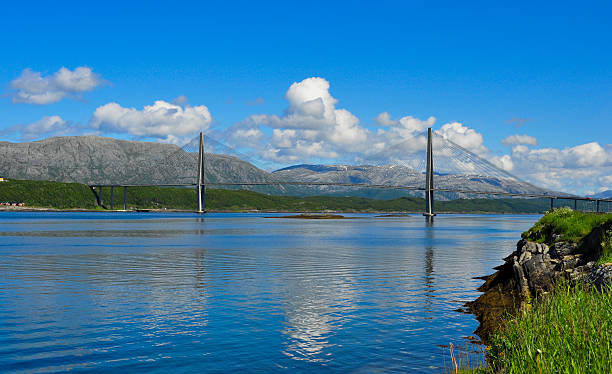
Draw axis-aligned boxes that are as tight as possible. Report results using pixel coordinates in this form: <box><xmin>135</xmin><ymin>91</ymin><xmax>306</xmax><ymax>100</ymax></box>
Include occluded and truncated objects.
<box><xmin>588</xmin><ymin>190</ymin><xmax>612</xmax><ymax>199</ymax></box>
<box><xmin>0</xmin><ymin>135</ymin><xmax>555</xmax><ymax>200</ymax></box>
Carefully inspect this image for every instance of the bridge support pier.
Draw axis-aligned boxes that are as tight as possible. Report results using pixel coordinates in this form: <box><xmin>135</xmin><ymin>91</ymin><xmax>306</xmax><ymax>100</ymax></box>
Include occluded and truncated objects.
<box><xmin>197</xmin><ymin>132</ymin><xmax>206</xmax><ymax>213</ymax></box>
<box><xmin>123</xmin><ymin>186</ymin><xmax>127</xmax><ymax>211</ymax></box>
<box><xmin>597</xmin><ymin>200</ymin><xmax>600</xmax><ymax>213</ymax></box>
<box><xmin>423</xmin><ymin>127</ymin><xmax>436</xmax><ymax>221</ymax></box>
<box><xmin>550</xmin><ymin>197</ymin><xmax>555</xmax><ymax>211</ymax></box>
<box><xmin>574</xmin><ymin>199</ymin><xmax>578</xmax><ymax>211</ymax></box>
<box><xmin>110</xmin><ymin>186</ymin><xmax>114</xmax><ymax>210</ymax></box>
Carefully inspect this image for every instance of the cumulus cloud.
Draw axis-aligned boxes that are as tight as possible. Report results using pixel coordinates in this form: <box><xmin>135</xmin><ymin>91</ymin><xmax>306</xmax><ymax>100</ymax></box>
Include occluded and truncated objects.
<box><xmin>245</xmin><ymin>77</ymin><xmax>368</xmax><ymax>161</ymax></box>
<box><xmin>215</xmin><ymin>76</ymin><xmax>610</xmax><ymax>195</ymax></box>
<box><xmin>376</xmin><ymin>113</ymin><xmax>436</xmax><ymax>139</ymax></box>
<box><xmin>502</xmin><ymin>134</ymin><xmax>538</xmax><ymax>146</ymax></box>
<box><xmin>90</xmin><ymin>100</ymin><xmax>212</xmax><ymax>142</ymax></box>
<box><xmin>2</xmin><ymin>115</ymin><xmax>86</xmax><ymax>141</ymax></box>
<box><xmin>435</xmin><ymin>122</ymin><xmax>488</xmax><ymax>155</ymax></box>
<box><xmin>10</xmin><ymin>66</ymin><xmax>104</xmax><ymax>104</ymax></box>
<box><xmin>375</xmin><ymin>112</ymin><xmax>396</xmax><ymax>126</ymax></box>
<box><xmin>490</xmin><ymin>155</ymin><xmax>514</xmax><ymax>172</ymax></box>
<box><xmin>502</xmin><ymin>141</ymin><xmax>612</xmax><ymax>192</ymax></box>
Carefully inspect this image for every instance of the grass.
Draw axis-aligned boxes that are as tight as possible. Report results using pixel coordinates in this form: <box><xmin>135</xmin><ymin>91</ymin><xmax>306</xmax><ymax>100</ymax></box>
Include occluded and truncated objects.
<box><xmin>484</xmin><ymin>282</ymin><xmax>612</xmax><ymax>374</ymax></box>
<box><xmin>522</xmin><ymin>207</ymin><xmax>612</xmax><ymax>264</ymax></box>
<box><xmin>453</xmin><ymin>210</ymin><xmax>612</xmax><ymax>373</ymax></box>
<box><xmin>599</xmin><ymin>229</ymin><xmax>612</xmax><ymax>264</ymax></box>
<box><xmin>522</xmin><ymin>207</ymin><xmax>612</xmax><ymax>244</ymax></box>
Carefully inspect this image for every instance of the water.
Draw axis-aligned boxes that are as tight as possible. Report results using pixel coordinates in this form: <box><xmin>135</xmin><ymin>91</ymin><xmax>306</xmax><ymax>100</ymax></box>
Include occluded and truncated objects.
<box><xmin>0</xmin><ymin>212</ymin><xmax>538</xmax><ymax>373</ymax></box>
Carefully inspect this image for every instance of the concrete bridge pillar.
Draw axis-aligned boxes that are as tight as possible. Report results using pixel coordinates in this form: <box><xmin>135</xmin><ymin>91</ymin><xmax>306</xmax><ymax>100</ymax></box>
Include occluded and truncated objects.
<box><xmin>197</xmin><ymin>132</ymin><xmax>206</xmax><ymax>213</ymax></box>
<box><xmin>423</xmin><ymin>127</ymin><xmax>436</xmax><ymax>221</ymax></box>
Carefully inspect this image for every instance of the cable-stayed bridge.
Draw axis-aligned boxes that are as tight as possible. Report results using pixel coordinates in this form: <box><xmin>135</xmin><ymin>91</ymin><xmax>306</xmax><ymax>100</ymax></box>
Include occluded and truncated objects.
<box><xmin>69</xmin><ymin>128</ymin><xmax>610</xmax><ymax>217</ymax></box>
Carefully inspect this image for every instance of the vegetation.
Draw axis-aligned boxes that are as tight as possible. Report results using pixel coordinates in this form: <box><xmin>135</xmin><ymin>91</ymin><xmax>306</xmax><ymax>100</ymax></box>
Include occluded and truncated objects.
<box><xmin>522</xmin><ymin>207</ymin><xmax>612</xmax><ymax>264</ymax></box>
<box><xmin>1</xmin><ymin>178</ymin><xmax>553</xmax><ymax>213</ymax></box>
<box><xmin>455</xmin><ymin>210</ymin><xmax>612</xmax><ymax>373</ymax></box>
<box><xmin>0</xmin><ymin>179</ymin><xmax>98</xmax><ymax>209</ymax></box>
<box><xmin>485</xmin><ymin>283</ymin><xmax>612</xmax><ymax>374</ymax></box>
<box><xmin>523</xmin><ymin>207</ymin><xmax>612</xmax><ymax>243</ymax></box>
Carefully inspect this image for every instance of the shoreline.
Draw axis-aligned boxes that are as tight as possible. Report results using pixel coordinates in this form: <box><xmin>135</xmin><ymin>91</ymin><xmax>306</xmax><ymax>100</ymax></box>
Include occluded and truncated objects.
<box><xmin>0</xmin><ymin>206</ymin><xmax>543</xmax><ymax>215</ymax></box>
<box><xmin>463</xmin><ymin>209</ymin><xmax>611</xmax><ymax>372</ymax></box>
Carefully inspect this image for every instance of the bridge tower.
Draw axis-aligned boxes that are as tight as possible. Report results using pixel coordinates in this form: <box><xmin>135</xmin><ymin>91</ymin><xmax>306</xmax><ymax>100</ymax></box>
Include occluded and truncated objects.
<box><xmin>423</xmin><ymin>127</ymin><xmax>436</xmax><ymax>220</ymax></box>
<box><xmin>197</xmin><ymin>131</ymin><xmax>206</xmax><ymax>213</ymax></box>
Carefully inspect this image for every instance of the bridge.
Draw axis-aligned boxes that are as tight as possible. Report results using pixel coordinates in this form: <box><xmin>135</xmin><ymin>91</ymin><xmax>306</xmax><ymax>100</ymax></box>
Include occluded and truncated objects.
<box><xmin>83</xmin><ymin>128</ymin><xmax>612</xmax><ymax>218</ymax></box>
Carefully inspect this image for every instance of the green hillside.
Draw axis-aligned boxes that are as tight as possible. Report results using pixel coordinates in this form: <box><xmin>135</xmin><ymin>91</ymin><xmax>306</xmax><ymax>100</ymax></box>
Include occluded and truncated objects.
<box><xmin>0</xmin><ymin>179</ymin><xmax>551</xmax><ymax>213</ymax></box>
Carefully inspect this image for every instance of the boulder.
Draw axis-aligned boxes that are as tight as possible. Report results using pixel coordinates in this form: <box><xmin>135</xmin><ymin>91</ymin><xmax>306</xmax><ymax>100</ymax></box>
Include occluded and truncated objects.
<box><xmin>587</xmin><ymin>263</ymin><xmax>612</xmax><ymax>289</ymax></box>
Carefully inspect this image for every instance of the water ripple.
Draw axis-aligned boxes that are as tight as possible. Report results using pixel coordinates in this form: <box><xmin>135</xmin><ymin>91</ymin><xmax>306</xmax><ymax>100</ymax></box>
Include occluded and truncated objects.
<box><xmin>0</xmin><ymin>212</ymin><xmax>539</xmax><ymax>373</ymax></box>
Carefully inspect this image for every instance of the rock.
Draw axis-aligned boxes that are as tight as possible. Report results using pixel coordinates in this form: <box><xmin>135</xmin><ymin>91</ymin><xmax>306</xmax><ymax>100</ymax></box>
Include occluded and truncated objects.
<box><xmin>550</xmin><ymin>241</ymin><xmax>578</xmax><ymax>257</ymax></box>
<box><xmin>468</xmin><ymin>223</ymin><xmax>611</xmax><ymax>344</ymax></box>
<box><xmin>523</xmin><ymin>253</ymin><xmax>557</xmax><ymax>294</ymax></box>
<box><xmin>561</xmin><ymin>255</ymin><xmax>582</xmax><ymax>269</ymax></box>
<box><xmin>587</xmin><ymin>263</ymin><xmax>612</xmax><ymax>289</ymax></box>
<box><xmin>512</xmin><ymin>256</ymin><xmax>530</xmax><ymax>297</ymax></box>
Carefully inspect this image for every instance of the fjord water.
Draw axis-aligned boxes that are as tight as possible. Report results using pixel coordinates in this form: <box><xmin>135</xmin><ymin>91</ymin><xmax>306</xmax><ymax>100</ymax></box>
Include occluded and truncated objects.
<box><xmin>0</xmin><ymin>212</ymin><xmax>538</xmax><ymax>373</ymax></box>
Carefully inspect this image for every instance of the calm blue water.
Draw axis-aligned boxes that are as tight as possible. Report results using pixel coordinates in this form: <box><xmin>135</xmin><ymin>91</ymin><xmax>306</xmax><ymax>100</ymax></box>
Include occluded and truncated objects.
<box><xmin>0</xmin><ymin>212</ymin><xmax>538</xmax><ymax>373</ymax></box>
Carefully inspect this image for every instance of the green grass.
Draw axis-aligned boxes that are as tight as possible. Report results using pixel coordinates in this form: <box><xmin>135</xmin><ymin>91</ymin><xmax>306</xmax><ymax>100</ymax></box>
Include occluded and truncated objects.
<box><xmin>600</xmin><ymin>231</ymin><xmax>612</xmax><ymax>264</ymax></box>
<box><xmin>523</xmin><ymin>207</ymin><xmax>612</xmax><ymax>244</ymax></box>
<box><xmin>484</xmin><ymin>282</ymin><xmax>612</xmax><ymax>374</ymax></box>
<box><xmin>453</xmin><ymin>211</ymin><xmax>612</xmax><ymax>373</ymax></box>
<box><xmin>0</xmin><ymin>179</ymin><xmax>98</xmax><ymax>209</ymax></box>
<box><xmin>522</xmin><ymin>207</ymin><xmax>612</xmax><ymax>264</ymax></box>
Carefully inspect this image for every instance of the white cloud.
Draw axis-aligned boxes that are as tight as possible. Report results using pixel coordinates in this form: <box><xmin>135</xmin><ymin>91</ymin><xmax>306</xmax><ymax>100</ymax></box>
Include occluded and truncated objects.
<box><xmin>3</xmin><ymin>115</ymin><xmax>90</xmax><ymax>141</ymax></box>
<box><xmin>215</xmin><ymin>76</ymin><xmax>611</xmax><ymax>195</ymax></box>
<box><xmin>502</xmin><ymin>141</ymin><xmax>612</xmax><ymax>193</ymax></box>
<box><xmin>17</xmin><ymin>116</ymin><xmax>68</xmax><ymax>140</ymax></box>
<box><xmin>246</xmin><ymin>77</ymin><xmax>368</xmax><ymax>161</ymax></box>
<box><xmin>502</xmin><ymin>134</ymin><xmax>538</xmax><ymax>146</ymax></box>
<box><xmin>564</xmin><ymin>142</ymin><xmax>606</xmax><ymax>167</ymax></box>
<box><xmin>599</xmin><ymin>175</ymin><xmax>612</xmax><ymax>186</ymax></box>
<box><xmin>375</xmin><ymin>112</ymin><xmax>396</xmax><ymax>126</ymax></box>
<box><xmin>491</xmin><ymin>155</ymin><xmax>514</xmax><ymax>172</ymax></box>
<box><xmin>90</xmin><ymin>100</ymin><xmax>212</xmax><ymax>141</ymax></box>
<box><xmin>435</xmin><ymin>122</ymin><xmax>488</xmax><ymax>155</ymax></box>
<box><xmin>10</xmin><ymin>66</ymin><xmax>104</xmax><ymax>104</ymax></box>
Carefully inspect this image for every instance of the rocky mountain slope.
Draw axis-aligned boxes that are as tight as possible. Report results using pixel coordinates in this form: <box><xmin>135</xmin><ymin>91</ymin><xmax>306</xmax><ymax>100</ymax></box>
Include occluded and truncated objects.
<box><xmin>0</xmin><ymin>136</ymin><xmax>553</xmax><ymax>199</ymax></box>
<box><xmin>272</xmin><ymin>164</ymin><xmax>552</xmax><ymax>199</ymax></box>
<box><xmin>0</xmin><ymin>136</ymin><xmax>271</xmax><ymax>186</ymax></box>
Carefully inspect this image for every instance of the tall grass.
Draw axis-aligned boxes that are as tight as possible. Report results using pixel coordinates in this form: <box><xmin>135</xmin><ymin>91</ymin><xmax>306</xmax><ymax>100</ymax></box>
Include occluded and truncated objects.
<box><xmin>486</xmin><ymin>282</ymin><xmax>612</xmax><ymax>374</ymax></box>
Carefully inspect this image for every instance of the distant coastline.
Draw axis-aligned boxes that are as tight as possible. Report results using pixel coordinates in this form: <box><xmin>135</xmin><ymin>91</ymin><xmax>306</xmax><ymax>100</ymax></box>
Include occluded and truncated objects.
<box><xmin>0</xmin><ymin>178</ymin><xmax>552</xmax><ymax>214</ymax></box>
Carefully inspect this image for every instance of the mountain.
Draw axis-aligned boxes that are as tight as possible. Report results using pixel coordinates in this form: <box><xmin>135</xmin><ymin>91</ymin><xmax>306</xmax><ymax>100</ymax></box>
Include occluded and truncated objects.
<box><xmin>272</xmin><ymin>164</ymin><xmax>552</xmax><ymax>199</ymax></box>
<box><xmin>0</xmin><ymin>136</ymin><xmax>554</xmax><ymax>199</ymax></box>
<box><xmin>588</xmin><ymin>190</ymin><xmax>612</xmax><ymax>199</ymax></box>
<box><xmin>0</xmin><ymin>136</ymin><xmax>273</xmax><ymax>186</ymax></box>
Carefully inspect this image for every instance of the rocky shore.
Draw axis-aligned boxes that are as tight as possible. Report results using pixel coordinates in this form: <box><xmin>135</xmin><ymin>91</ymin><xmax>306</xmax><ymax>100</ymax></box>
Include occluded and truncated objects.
<box><xmin>467</xmin><ymin>217</ymin><xmax>612</xmax><ymax>341</ymax></box>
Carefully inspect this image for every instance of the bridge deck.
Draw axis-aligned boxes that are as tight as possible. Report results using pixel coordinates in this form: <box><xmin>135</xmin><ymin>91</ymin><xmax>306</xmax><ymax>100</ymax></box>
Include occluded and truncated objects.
<box><xmin>89</xmin><ymin>182</ymin><xmax>612</xmax><ymax>203</ymax></box>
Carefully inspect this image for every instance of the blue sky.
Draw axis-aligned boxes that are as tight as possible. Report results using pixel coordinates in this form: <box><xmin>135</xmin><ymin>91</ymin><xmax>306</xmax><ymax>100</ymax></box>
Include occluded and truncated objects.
<box><xmin>0</xmin><ymin>1</ymin><xmax>610</xmax><ymax>194</ymax></box>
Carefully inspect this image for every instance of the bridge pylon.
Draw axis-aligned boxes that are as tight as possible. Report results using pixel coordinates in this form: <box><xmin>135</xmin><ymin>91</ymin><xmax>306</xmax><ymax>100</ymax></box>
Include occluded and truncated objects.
<box><xmin>423</xmin><ymin>127</ymin><xmax>436</xmax><ymax>221</ymax></box>
<box><xmin>197</xmin><ymin>131</ymin><xmax>206</xmax><ymax>213</ymax></box>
